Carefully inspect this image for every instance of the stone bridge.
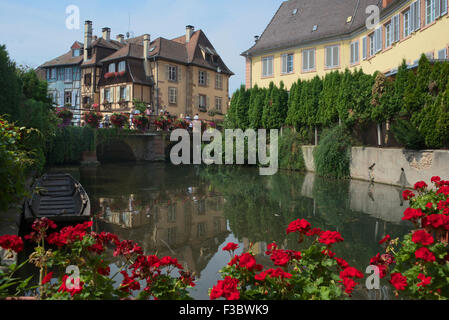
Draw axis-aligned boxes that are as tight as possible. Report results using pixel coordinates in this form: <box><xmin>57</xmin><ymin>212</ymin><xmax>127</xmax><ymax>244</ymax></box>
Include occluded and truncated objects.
<box><xmin>95</xmin><ymin>132</ymin><xmax>170</xmax><ymax>163</ymax></box>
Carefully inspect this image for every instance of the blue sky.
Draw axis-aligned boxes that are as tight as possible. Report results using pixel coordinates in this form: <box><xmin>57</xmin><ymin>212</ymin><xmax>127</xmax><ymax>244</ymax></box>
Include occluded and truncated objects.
<box><xmin>0</xmin><ymin>0</ymin><xmax>284</xmax><ymax>94</ymax></box>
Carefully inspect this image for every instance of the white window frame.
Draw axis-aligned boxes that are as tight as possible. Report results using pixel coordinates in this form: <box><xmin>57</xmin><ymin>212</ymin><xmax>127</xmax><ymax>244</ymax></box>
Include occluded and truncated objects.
<box><xmin>168</xmin><ymin>87</ymin><xmax>177</xmax><ymax>104</ymax></box>
<box><xmin>392</xmin><ymin>14</ymin><xmax>400</xmax><ymax>43</ymax></box>
<box><xmin>118</xmin><ymin>61</ymin><xmax>126</xmax><ymax>72</ymax></box>
<box><xmin>215</xmin><ymin>73</ymin><xmax>223</xmax><ymax>90</ymax></box>
<box><xmin>119</xmin><ymin>86</ymin><xmax>127</xmax><ymax>100</ymax></box>
<box><xmin>215</xmin><ymin>96</ymin><xmax>223</xmax><ymax>112</ymax></box>
<box><xmin>410</xmin><ymin>0</ymin><xmax>421</xmax><ymax>31</ymax></box>
<box><xmin>426</xmin><ymin>0</ymin><xmax>436</xmax><ymax>25</ymax></box>
<box><xmin>104</xmin><ymin>88</ymin><xmax>111</xmax><ymax>103</ymax></box>
<box><xmin>64</xmin><ymin>68</ymin><xmax>72</xmax><ymax>83</ymax></box>
<box><xmin>199</xmin><ymin>70</ymin><xmax>207</xmax><ymax>85</ymax></box>
<box><xmin>168</xmin><ymin>65</ymin><xmax>178</xmax><ymax>82</ymax></box>
<box><xmin>385</xmin><ymin>22</ymin><xmax>392</xmax><ymax>48</ymax></box>
<box><xmin>108</xmin><ymin>63</ymin><xmax>116</xmax><ymax>73</ymax></box>
<box><xmin>302</xmin><ymin>49</ymin><xmax>315</xmax><ymax>72</ymax></box>
<box><xmin>362</xmin><ymin>37</ymin><xmax>367</xmax><ymax>60</ymax></box>
<box><xmin>262</xmin><ymin>56</ymin><xmax>274</xmax><ymax>77</ymax></box>
<box><xmin>403</xmin><ymin>9</ymin><xmax>411</xmax><ymax>38</ymax></box>
<box><xmin>281</xmin><ymin>53</ymin><xmax>294</xmax><ymax>74</ymax></box>
<box><xmin>325</xmin><ymin>45</ymin><xmax>340</xmax><ymax>68</ymax></box>
<box><xmin>438</xmin><ymin>48</ymin><xmax>447</xmax><ymax>59</ymax></box>
<box><xmin>350</xmin><ymin>41</ymin><xmax>359</xmax><ymax>64</ymax></box>
<box><xmin>199</xmin><ymin>94</ymin><xmax>207</xmax><ymax>109</ymax></box>
<box><xmin>369</xmin><ymin>33</ymin><xmax>376</xmax><ymax>56</ymax></box>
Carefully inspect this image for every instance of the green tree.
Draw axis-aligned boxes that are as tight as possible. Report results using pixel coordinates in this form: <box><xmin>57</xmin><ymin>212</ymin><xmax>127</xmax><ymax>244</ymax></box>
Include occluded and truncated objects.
<box><xmin>0</xmin><ymin>45</ymin><xmax>22</xmax><ymax>118</ymax></box>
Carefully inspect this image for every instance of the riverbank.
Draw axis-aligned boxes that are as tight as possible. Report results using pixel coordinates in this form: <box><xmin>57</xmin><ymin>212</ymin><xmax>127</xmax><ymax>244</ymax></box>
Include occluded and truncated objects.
<box><xmin>302</xmin><ymin>146</ymin><xmax>449</xmax><ymax>188</ymax></box>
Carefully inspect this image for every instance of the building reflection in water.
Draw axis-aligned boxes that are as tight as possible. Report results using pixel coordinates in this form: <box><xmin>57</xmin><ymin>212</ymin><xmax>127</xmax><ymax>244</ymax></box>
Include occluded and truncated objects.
<box><xmin>93</xmin><ymin>185</ymin><xmax>229</xmax><ymax>277</ymax></box>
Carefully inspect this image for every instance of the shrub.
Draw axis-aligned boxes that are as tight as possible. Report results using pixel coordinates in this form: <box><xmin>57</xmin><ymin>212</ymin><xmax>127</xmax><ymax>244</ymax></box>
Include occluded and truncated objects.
<box><xmin>391</xmin><ymin>119</ymin><xmax>426</xmax><ymax>150</ymax></box>
<box><xmin>313</xmin><ymin>125</ymin><xmax>352</xmax><ymax>179</ymax></box>
<box><xmin>278</xmin><ymin>128</ymin><xmax>306</xmax><ymax>171</ymax></box>
<box><xmin>0</xmin><ymin>116</ymin><xmax>34</xmax><ymax>211</ymax></box>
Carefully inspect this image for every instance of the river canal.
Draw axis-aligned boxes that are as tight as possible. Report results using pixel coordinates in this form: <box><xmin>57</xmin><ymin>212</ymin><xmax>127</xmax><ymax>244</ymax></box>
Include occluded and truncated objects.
<box><xmin>48</xmin><ymin>163</ymin><xmax>412</xmax><ymax>300</ymax></box>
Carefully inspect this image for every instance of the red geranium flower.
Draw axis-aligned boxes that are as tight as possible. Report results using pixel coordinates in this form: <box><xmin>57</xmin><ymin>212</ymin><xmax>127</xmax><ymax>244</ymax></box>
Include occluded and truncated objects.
<box><xmin>286</xmin><ymin>219</ymin><xmax>311</xmax><ymax>234</ymax></box>
<box><xmin>319</xmin><ymin>230</ymin><xmax>344</xmax><ymax>246</ymax></box>
<box><xmin>222</xmin><ymin>242</ymin><xmax>239</xmax><ymax>252</ymax></box>
<box><xmin>414</xmin><ymin>181</ymin><xmax>428</xmax><ymax>191</ymax></box>
<box><xmin>390</xmin><ymin>272</ymin><xmax>407</xmax><ymax>291</ymax></box>
<box><xmin>0</xmin><ymin>235</ymin><xmax>24</xmax><ymax>253</ymax></box>
<box><xmin>402</xmin><ymin>208</ymin><xmax>424</xmax><ymax>221</ymax></box>
<box><xmin>416</xmin><ymin>273</ymin><xmax>431</xmax><ymax>288</ymax></box>
<box><xmin>41</xmin><ymin>272</ymin><xmax>53</xmax><ymax>285</ymax></box>
<box><xmin>411</xmin><ymin>230</ymin><xmax>434</xmax><ymax>246</ymax></box>
<box><xmin>402</xmin><ymin>190</ymin><xmax>415</xmax><ymax>200</ymax></box>
<box><xmin>414</xmin><ymin>247</ymin><xmax>436</xmax><ymax>262</ymax></box>
<box><xmin>379</xmin><ymin>235</ymin><xmax>391</xmax><ymax>244</ymax></box>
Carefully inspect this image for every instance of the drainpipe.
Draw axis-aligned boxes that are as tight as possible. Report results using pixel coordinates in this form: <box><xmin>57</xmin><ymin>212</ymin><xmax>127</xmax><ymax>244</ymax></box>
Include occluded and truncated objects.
<box><xmin>314</xmin><ymin>127</ymin><xmax>318</xmax><ymax>146</ymax></box>
<box><xmin>377</xmin><ymin>123</ymin><xmax>382</xmax><ymax>147</ymax></box>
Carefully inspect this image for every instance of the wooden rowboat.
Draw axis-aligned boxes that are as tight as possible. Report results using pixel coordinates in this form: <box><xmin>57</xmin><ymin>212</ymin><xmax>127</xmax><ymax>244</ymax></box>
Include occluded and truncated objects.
<box><xmin>21</xmin><ymin>173</ymin><xmax>91</xmax><ymax>227</ymax></box>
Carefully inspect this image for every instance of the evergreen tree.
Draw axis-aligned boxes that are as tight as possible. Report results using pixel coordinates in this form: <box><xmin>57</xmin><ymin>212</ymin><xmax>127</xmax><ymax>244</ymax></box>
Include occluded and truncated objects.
<box><xmin>0</xmin><ymin>45</ymin><xmax>22</xmax><ymax>119</ymax></box>
<box><xmin>261</xmin><ymin>82</ymin><xmax>275</xmax><ymax>128</ymax></box>
<box><xmin>225</xmin><ymin>87</ymin><xmax>241</xmax><ymax>128</ymax></box>
<box><xmin>235</xmin><ymin>85</ymin><xmax>250</xmax><ymax>129</ymax></box>
<box><xmin>317</xmin><ymin>71</ymin><xmax>341</xmax><ymax>127</ymax></box>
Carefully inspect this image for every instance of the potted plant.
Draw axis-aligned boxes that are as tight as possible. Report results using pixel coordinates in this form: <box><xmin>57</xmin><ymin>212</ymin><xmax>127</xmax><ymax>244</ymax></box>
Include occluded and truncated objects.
<box><xmin>132</xmin><ymin>114</ymin><xmax>149</xmax><ymax>132</ymax></box>
<box><xmin>110</xmin><ymin>113</ymin><xmax>129</xmax><ymax>129</ymax></box>
<box><xmin>55</xmin><ymin>107</ymin><xmax>73</xmax><ymax>126</ymax></box>
<box><xmin>83</xmin><ymin>111</ymin><xmax>103</xmax><ymax>128</ymax></box>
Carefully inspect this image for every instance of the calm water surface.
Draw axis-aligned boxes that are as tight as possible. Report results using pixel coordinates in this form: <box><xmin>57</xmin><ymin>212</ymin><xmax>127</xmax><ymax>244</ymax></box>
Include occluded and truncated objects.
<box><xmin>49</xmin><ymin>163</ymin><xmax>412</xmax><ymax>300</ymax></box>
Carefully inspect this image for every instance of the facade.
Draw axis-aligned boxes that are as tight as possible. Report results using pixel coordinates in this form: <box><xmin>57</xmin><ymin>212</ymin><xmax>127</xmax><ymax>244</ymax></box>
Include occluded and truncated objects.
<box><xmin>40</xmin><ymin>41</ymin><xmax>83</xmax><ymax>125</ymax></box>
<box><xmin>242</xmin><ymin>0</ymin><xmax>449</xmax><ymax>89</ymax></box>
<box><xmin>39</xmin><ymin>21</ymin><xmax>233</xmax><ymax>124</ymax></box>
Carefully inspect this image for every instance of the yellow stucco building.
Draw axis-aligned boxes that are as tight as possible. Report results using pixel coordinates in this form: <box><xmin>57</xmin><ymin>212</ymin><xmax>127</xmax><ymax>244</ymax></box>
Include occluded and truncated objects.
<box><xmin>242</xmin><ymin>0</ymin><xmax>449</xmax><ymax>89</ymax></box>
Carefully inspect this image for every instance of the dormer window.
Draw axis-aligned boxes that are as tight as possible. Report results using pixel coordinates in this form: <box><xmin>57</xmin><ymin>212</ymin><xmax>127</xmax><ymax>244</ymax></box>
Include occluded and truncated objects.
<box><xmin>108</xmin><ymin>63</ymin><xmax>116</xmax><ymax>73</ymax></box>
<box><xmin>72</xmin><ymin>49</ymin><xmax>80</xmax><ymax>57</ymax></box>
<box><xmin>118</xmin><ymin>61</ymin><xmax>126</xmax><ymax>72</ymax></box>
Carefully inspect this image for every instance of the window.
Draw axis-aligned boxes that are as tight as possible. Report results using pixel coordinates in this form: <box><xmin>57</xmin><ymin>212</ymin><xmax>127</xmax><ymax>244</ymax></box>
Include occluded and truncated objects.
<box><xmin>369</xmin><ymin>27</ymin><xmax>382</xmax><ymax>56</ymax></box>
<box><xmin>84</xmin><ymin>73</ymin><xmax>91</xmax><ymax>86</ymax></box>
<box><xmin>385</xmin><ymin>22</ymin><xmax>392</xmax><ymax>48</ymax></box>
<box><xmin>441</xmin><ymin>0</ymin><xmax>448</xmax><ymax>15</ymax></box>
<box><xmin>199</xmin><ymin>71</ymin><xmax>207</xmax><ymax>85</ymax></box>
<box><xmin>302</xmin><ymin>49</ymin><xmax>315</xmax><ymax>71</ymax></box>
<box><xmin>197</xmin><ymin>223</ymin><xmax>206</xmax><ymax>238</ymax></box>
<box><xmin>57</xmin><ymin>68</ymin><xmax>64</xmax><ymax>81</ymax></box>
<box><xmin>350</xmin><ymin>41</ymin><xmax>359</xmax><ymax>64</ymax></box>
<box><xmin>325</xmin><ymin>45</ymin><xmax>340</xmax><ymax>68</ymax></box>
<box><xmin>362</xmin><ymin>37</ymin><xmax>368</xmax><ymax>60</ymax></box>
<box><xmin>118</xmin><ymin>61</ymin><xmax>126</xmax><ymax>72</ymax></box>
<box><xmin>392</xmin><ymin>15</ymin><xmax>400</xmax><ymax>43</ymax></box>
<box><xmin>438</xmin><ymin>48</ymin><xmax>447</xmax><ymax>59</ymax></box>
<box><xmin>104</xmin><ymin>88</ymin><xmax>111</xmax><ymax>103</ymax></box>
<box><xmin>168</xmin><ymin>65</ymin><xmax>178</xmax><ymax>82</ymax></box>
<box><xmin>64</xmin><ymin>91</ymin><xmax>72</xmax><ymax>106</ymax></box>
<box><xmin>108</xmin><ymin>63</ymin><xmax>115</xmax><ymax>73</ymax></box>
<box><xmin>50</xmin><ymin>68</ymin><xmax>56</xmax><ymax>80</ymax></box>
<box><xmin>426</xmin><ymin>0</ymin><xmax>436</xmax><ymax>24</ymax></box>
<box><xmin>73</xmin><ymin>67</ymin><xmax>81</xmax><ymax>81</ymax></box>
<box><xmin>262</xmin><ymin>56</ymin><xmax>273</xmax><ymax>77</ymax></box>
<box><xmin>72</xmin><ymin>49</ymin><xmax>80</xmax><ymax>57</ymax></box>
<box><xmin>199</xmin><ymin>94</ymin><xmax>207</xmax><ymax>109</ymax></box>
<box><xmin>215</xmin><ymin>97</ymin><xmax>223</xmax><ymax>112</ymax></box>
<box><xmin>281</xmin><ymin>53</ymin><xmax>294</xmax><ymax>74</ymax></box>
<box><xmin>215</xmin><ymin>74</ymin><xmax>223</xmax><ymax>90</ymax></box>
<box><xmin>120</xmin><ymin>86</ymin><xmax>127</xmax><ymax>101</ymax></box>
<box><xmin>410</xmin><ymin>0</ymin><xmax>421</xmax><ymax>31</ymax></box>
<box><xmin>64</xmin><ymin>68</ymin><xmax>72</xmax><ymax>82</ymax></box>
<box><xmin>403</xmin><ymin>9</ymin><xmax>411</xmax><ymax>38</ymax></box>
<box><xmin>168</xmin><ymin>87</ymin><xmax>177</xmax><ymax>104</ymax></box>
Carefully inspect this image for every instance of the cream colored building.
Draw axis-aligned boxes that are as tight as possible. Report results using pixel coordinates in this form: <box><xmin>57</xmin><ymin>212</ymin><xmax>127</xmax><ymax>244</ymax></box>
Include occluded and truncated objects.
<box><xmin>242</xmin><ymin>0</ymin><xmax>449</xmax><ymax>89</ymax></box>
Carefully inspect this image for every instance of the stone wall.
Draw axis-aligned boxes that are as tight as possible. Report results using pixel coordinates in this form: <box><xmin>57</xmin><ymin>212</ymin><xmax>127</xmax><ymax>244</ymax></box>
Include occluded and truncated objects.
<box><xmin>301</xmin><ymin>145</ymin><xmax>449</xmax><ymax>188</ymax></box>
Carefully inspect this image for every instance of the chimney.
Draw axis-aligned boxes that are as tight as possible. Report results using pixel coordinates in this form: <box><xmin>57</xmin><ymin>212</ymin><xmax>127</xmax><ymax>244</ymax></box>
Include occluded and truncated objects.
<box><xmin>186</xmin><ymin>25</ymin><xmax>194</xmax><ymax>43</ymax></box>
<box><xmin>382</xmin><ymin>0</ymin><xmax>394</xmax><ymax>8</ymax></box>
<box><xmin>102</xmin><ymin>27</ymin><xmax>111</xmax><ymax>41</ymax></box>
<box><xmin>83</xmin><ymin>20</ymin><xmax>92</xmax><ymax>61</ymax></box>
<box><xmin>143</xmin><ymin>34</ymin><xmax>151</xmax><ymax>77</ymax></box>
<box><xmin>254</xmin><ymin>35</ymin><xmax>260</xmax><ymax>43</ymax></box>
<box><xmin>116</xmin><ymin>34</ymin><xmax>125</xmax><ymax>44</ymax></box>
